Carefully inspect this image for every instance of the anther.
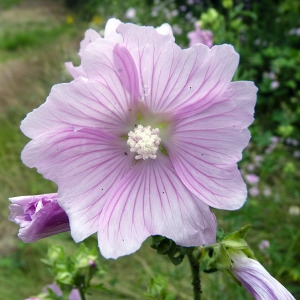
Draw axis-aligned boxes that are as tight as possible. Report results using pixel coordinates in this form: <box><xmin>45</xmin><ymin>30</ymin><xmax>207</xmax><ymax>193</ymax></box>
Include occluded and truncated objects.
<box><xmin>127</xmin><ymin>125</ymin><xmax>161</xmax><ymax>160</ymax></box>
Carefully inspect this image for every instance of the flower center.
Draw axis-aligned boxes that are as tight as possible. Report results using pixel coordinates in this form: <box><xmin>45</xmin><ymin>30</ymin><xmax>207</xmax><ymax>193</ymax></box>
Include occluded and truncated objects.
<box><xmin>127</xmin><ymin>124</ymin><xmax>161</xmax><ymax>160</ymax></box>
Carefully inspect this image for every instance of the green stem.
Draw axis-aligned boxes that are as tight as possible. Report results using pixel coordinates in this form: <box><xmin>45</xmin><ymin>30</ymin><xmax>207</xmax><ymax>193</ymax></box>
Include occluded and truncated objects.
<box><xmin>187</xmin><ymin>252</ymin><xmax>201</xmax><ymax>300</ymax></box>
<box><xmin>78</xmin><ymin>286</ymin><xmax>86</xmax><ymax>300</ymax></box>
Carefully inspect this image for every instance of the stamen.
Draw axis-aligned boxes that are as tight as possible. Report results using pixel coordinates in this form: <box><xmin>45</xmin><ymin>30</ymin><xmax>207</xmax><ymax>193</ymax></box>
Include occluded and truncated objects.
<box><xmin>127</xmin><ymin>125</ymin><xmax>161</xmax><ymax>160</ymax></box>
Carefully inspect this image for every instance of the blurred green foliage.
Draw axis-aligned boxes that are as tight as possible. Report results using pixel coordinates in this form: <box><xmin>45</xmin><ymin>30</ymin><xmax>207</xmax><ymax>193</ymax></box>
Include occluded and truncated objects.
<box><xmin>0</xmin><ymin>0</ymin><xmax>20</xmax><ymax>9</ymax></box>
<box><xmin>0</xmin><ymin>25</ymin><xmax>71</xmax><ymax>51</ymax></box>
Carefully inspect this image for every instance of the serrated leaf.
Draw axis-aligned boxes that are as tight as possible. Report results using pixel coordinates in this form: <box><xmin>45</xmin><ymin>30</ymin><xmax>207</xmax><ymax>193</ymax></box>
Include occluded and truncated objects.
<box><xmin>223</xmin><ymin>224</ymin><xmax>252</xmax><ymax>242</ymax></box>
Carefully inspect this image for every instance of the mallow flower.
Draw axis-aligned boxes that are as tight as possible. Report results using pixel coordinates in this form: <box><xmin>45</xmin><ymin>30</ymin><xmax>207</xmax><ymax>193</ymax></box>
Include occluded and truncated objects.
<box><xmin>9</xmin><ymin>193</ymin><xmax>70</xmax><ymax>242</ymax></box>
<box><xmin>188</xmin><ymin>21</ymin><xmax>213</xmax><ymax>47</ymax></box>
<box><xmin>230</xmin><ymin>251</ymin><xmax>295</xmax><ymax>300</ymax></box>
<box><xmin>19</xmin><ymin>19</ymin><xmax>257</xmax><ymax>258</ymax></box>
<box><xmin>26</xmin><ymin>283</ymin><xmax>80</xmax><ymax>300</ymax></box>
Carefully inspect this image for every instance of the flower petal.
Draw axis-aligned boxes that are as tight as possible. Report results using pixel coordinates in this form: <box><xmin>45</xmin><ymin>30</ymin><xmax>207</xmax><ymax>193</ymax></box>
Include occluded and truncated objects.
<box><xmin>65</xmin><ymin>29</ymin><xmax>101</xmax><ymax>79</ymax></box>
<box><xmin>21</xmin><ymin>36</ymin><xmax>140</xmax><ymax>140</ymax></box>
<box><xmin>98</xmin><ymin>155</ymin><xmax>217</xmax><ymax>258</ymax></box>
<box><xmin>156</xmin><ymin>23</ymin><xmax>173</xmax><ymax>36</ymax></box>
<box><xmin>117</xmin><ymin>23</ymin><xmax>238</xmax><ymax>116</ymax></box>
<box><xmin>187</xmin><ymin>22</ymin><xmax>213</xmax><ymax>47</ymax></box>
<box><xmin>231</xmin><ymin>253</ymin><xmax>295</xmax><ymax>300</ymax></box>
<box><xmin>21</xmin><ymin>73</ymin><xmax>136</xmax><ymax>140</ymax></box>
<box><xmin>65</xmin><ymin>62</ymin><xmax>86</xmax><ymax>79</ymax></box>
<box><xmin>168</xmin><ymin>81</ymin><xmax>257</xmax><ymax>210</ymax></box>
<box><xmin>9</xmin><ymin>193</ymin><xmax>70</xmax><ymax>242</ymax></box>
<box><xmin>21</xmin><ymin>127</ymin><xmax>134</xmax><ymax>241</ymax></box>
<box><xmin>81</xmin><ymin>38</ymin><xmax>140</xmax><ymax>102</ymax></box>
<box><xmin>79</xmin><ymin>29</ymin><xmax>101</xmax><ymax>56</ymax></box>
<box><xmin>104</xmin><ymin>18</ymin><xmax>123</xmax><ymax>42</ymax></box>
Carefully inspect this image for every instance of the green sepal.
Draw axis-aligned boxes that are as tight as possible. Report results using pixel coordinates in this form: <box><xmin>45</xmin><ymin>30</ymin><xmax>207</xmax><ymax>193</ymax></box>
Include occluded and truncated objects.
<box><xmin>150</xmin><ymin>236</ymin><xmax>194</xmax><ymax>266</ymax></box>
<box><xmin>221</xmin><ymin>224</ymin><xmax>255</xmax><ymax>259</ymax></box>
<box><xmin>206</xmin><ymin>243</ymin><xmax>232</xmax><ymax>271</ymax></box>
<box><xmin>41</xmin><ymin>245</ymin><xmax>67</xmax><ymax>267</ymax></box>
<box><xmin>203</xmin><ymin>225</ymin><xmax>256</xmax><ymax>273</ymax></box>
<box><xmin>151</xmin><ymin>235</ymin><xmax>173</xmax><ymax>255</ymax></box>
<box><xmin>73</xmin><ymin>243</ymin><xmax>98</xmax><ymax>269</ymax></box>
<box><xmin>56</xmin><ymin>272</ymin><xmax>74</xmax><ymax>286</ymax></box>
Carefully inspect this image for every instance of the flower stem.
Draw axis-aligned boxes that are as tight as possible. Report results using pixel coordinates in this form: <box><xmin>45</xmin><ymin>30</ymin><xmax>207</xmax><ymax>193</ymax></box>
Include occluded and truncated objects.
<box><xmin>78</xmin><ymin>287</ymin><xmax>86</xmax><ymax>300</ymax></box>
<box><xmin>187</xmin><ymin>252</ymin><xmax>201</xmax><ymax>300</ymax></box>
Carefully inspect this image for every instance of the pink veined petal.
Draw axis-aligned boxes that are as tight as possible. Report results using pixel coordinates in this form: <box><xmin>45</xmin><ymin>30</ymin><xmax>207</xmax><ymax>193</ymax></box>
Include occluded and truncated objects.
<box><xmin>21</xmin><ymin>127</ymin><xmax>135</xmax><ymax>241</ymax></box>
<box><xmin>171</xmin><ymin>44</ymin><xmax>240</xmax><ymax>117</ymax></box>
<box><xmin>104</xmin><ymin>18</ymin><xmax>123</xmax><ymax>43</ymax></box>
<box><xmin>98</xmin><ymin>154</ymin><xmax>217</xmax><ymax>259</ymax></box>
<box><xmin>114</xmin><ymin>45</ymin><xmax>140</xmax><ymax>100</ymax></box>
<box><xmin>173</xmin><ymin>81</ymin><xmax>257</xmax><ymax>163</ymax></box>
<box><xmin>187</xmin><ymin>22</ymin><xmax>213</xmax><ymax>48</ymax></box>
<box><xmin>65</xmin><ymin>29</ymin><xmax>101</xmax><ymax>79</ymax></box>
<box><xmin>156</xmin><ymin>23</ymin><xmax>174</xmax><ymax>36</ymax></box>
<box><xmin>79</xmin><ymin>29</ymin><xmax>101</xmax><ymax>56</ymax></box>
<box><xmin>117</xmin><ymin>23</ymin><xmax>238</xmax><ymax>116</ymax></box>
<box><xmin>168</xmin><ymin>81</ymin><xmax>257</xmax><ymax>210</ymax></box>
<box><xmin>21</xmin><ymin>75</ymin><xmax>134</xmax><ymax>140</ymax></box>
<box><xmin>231</xmin><ymin>253</ymin><xmax>296</xmax><ymax>300</ymax></box>
<box><xmin>117</xmin><ymin>23</ymin><xmax>176</xmax><ymax>105</ymax></box>
<box><xmin>81</xmin><ymin>37</ymin><xmax>140</xmax><ymax>105</ymax></box>
<box><xmin>43</xmin><ymin>284</ymin><xmax>81</xmax><ymax>300</ymax></box>
<box><xmin>65</xmin><ymin>62</ymin><xmax>86</xmax><ymax>79</ymax></box>
<box><xmin>21</xmin><ymin>38</ymin><xmax>140</xmax><ymax>140</ymax></box>
<box><xmin>9</xmin><ymin>193</ymin><xmax>70</xmax><ymax>242</ymax></box>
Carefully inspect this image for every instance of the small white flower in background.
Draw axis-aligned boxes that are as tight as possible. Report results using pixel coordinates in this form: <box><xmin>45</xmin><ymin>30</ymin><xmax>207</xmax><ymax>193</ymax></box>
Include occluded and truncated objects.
<box><xmin>263</xmin><ymin>187</ymin><xmax>272</xmax><ymax>197</ymax></box>
<box><xmin>249</xmin><ymin>186</ymin><xmax>260</xmax><ymax>197</ymax></box>
<box><xmin>172</xmin><ymin>24</ymin><xmax>182</xmax><ymax>35</ymax></box>
<box><xmin>288</xmin><ymin>206</ymin><xmax>300</xmax><ymax>216</ymax></box>
<box><xmin>271</xmin><ymin>81</ymin><xmax>279</xmax><ymax>90</ymax></box>
<box><xmin>247</xmin><ymin>163</ymin><xmax>255</xmax><ymax>172</ymax></box>
<box><xmin>286</xmin><ymin>138</ymin><xmax>299</xmax><ymax>147</ymax></box>
<box><xmin>289</xmin><ymin>27</ymin><xmax>300</xmax><ymax>36</ymax></box>
<box><xmin>254</xmin><ymin>154</ymin><xmax>264</xmax><ymax>164</ymax></box>
<box><xmin>293</xmin><ymin>150</ymin><xmax>300</xmax><ymax>158</ymax></box>
<box><xmin>265</xmin><ymin>71</ymin><xmax>276</xmax><ymax>80</ymax></box>
<box><xmin>125</xmin><ymin>7</ymin><xmax>136</xmax><ymax>19</ymax></box>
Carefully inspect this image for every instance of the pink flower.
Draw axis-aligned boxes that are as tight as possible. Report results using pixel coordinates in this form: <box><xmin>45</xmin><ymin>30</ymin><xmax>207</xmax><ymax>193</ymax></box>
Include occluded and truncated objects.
<box><xmin>249</xmin><ymin>186</ymin><xmax>260</xmax><ymax>197</ymax></box>
<box><xmin>270</xmin><ymin>80</ymin><xmax>279</xmax><ymax>90</ymax></box>
<box><xmin>188</xmin><ymin>22</ymin><xmax>213</xmax><ymax>47</ymax></box>
<box><xmin>245</xmin><ymin>173</ymin><xmax>259</xmax><ymax>185</ymax></box>
<box><xmin>125</xmin><ymin>7</ymin><xmax>136</xmax><ymax>19</ymax></box>
<box><xmin>20</xmin><ymin>19</ymin><xmax>256</xmax><ymax>258</ymax></box>
<box><xmin>230</xmin><ymin>252</ymin><xmax>295</xmax><ymax>299</ymax></box>
<box><xmin>9</xmin><ymin>193</ymin><xmax>70</xmax><ymax>242</ymax></box>
<box><xmin>258</xmin><ymin>239</ymin><xmax>270</xmax><ymax>252</ymax></box>
<box><xmin>44</xmin><ymin>284</ymin><xmax>81</xmax><ymax>300</ymax></box>
<box><xmin>26</xmin><ymin>284</ymin><xmax>81</xmax><ymax>300</ymax></box>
